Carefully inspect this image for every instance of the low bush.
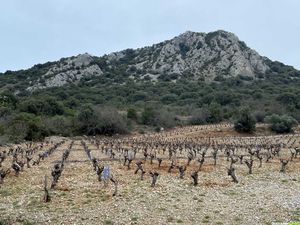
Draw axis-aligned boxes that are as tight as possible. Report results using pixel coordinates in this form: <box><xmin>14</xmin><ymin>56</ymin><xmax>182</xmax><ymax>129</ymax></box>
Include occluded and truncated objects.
<box><xmin>265</xmin><ymin>114</ymin><xmax>298</xmax><ymax>133</ymax></box>
<box><xmin>234</xmin><ymin>107</ymin><xmax>256</xmax><ymax>133</ymax></box>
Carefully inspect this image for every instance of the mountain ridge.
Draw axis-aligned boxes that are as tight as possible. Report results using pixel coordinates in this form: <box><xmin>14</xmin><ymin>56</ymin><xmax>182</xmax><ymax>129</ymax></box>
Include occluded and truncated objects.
<box><xmin>105</xmin><ymin>30</ymin><xmax>270</xmax><ymax>80</ymax></box>
<box><xmin>1</xmin><ymin>31</ymin><xmax>300</xmax><ymax>144</ymax></box>
<box><xmin>0</xmin><ymin>30</ymin><xmax>299</xmax><ymax>93</ymax></box>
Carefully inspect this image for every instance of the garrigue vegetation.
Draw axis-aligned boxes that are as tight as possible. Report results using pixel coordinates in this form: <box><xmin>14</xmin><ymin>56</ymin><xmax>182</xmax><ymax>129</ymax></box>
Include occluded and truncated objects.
<box><xmin>266</xmin><ymin>114</ymin><xmax>298</xmax><ymax>133</ymax></box>
<box><xmin>0</xmin><ymin>52</ymin><xmax>300</xmax><ymax>143</ymax></box>
<box><xmin>0</xmin><ymin>73</ymin><xmax>299</xmax><ymax>143</ymax></box>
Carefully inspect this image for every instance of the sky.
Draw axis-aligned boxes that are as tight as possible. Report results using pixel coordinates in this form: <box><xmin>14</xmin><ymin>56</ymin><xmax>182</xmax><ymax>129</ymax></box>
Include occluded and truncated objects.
<box><xmin>0</xmin><ymin>0</ymin><xmax>299</xmax><ymax>72</ymax></box>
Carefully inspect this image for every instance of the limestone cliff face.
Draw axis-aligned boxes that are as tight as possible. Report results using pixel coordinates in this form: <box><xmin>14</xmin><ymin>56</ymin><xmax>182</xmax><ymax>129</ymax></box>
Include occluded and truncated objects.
<box><xmin>27</xmin><ymin>53</ymin><xmax>103</xmax><ymax>91</ymax></box>
<box><xmin>105</xmin><ymin>30</ymin><xmax>269</xmax><ymax>81</ymax></box>
<box><xmin>25</xmin><ymin>30</ymin><xmax>274</xmax><ymax>91</ymax></box>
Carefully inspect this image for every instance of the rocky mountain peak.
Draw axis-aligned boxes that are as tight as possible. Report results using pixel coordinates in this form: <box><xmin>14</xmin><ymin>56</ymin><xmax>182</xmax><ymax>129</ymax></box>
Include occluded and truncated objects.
<box><xmin>98</xmin><ymin>30</ymin><xmax>270</xmax><ymax>83</ymax></box>
<box><xmin>71</xmin><ymin>53</ymin><xmax>94</xmax><ymax>67</ymax></box>
<box><xmin>11</xmin><ymin>30</ymin><xmax>295</xmax><ymax>92</ymax></box>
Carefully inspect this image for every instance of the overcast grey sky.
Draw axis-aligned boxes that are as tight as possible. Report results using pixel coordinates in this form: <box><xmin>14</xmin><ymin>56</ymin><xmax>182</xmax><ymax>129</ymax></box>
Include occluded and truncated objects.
<box><xmin>0</xmin><ymin>0</ymin><xmax>299</xmax><ymax>72</ymax></box>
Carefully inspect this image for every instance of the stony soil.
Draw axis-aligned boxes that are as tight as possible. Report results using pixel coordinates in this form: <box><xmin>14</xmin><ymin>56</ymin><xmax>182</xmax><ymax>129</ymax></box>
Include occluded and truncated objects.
<box><xmin>1</xmin><ymin>125</ymin><xmax>300</xmax><ymax>225</ymax></box>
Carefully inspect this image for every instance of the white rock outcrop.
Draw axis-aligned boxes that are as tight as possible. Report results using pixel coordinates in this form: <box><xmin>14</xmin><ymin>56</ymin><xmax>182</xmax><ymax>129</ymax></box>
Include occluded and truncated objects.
<box><xmin>27</xmin><ymin>54</ymin><xmax>103</xmax><ymax>91</ymax></box>
<box><xmin>106</xmin><ymin>30</ymin><xmax>270</xmax><ymax>81</ymax></box>
<box><xmin>26</xmin><ymin>30</ymin><xmax>273</xmax><ymax>91</ymax></box>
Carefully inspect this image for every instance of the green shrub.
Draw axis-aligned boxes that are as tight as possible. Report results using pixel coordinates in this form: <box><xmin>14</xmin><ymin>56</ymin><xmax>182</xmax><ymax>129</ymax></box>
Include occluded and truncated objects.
<box><xmin>19</xmin><ymin>97</ymin><xmax>64</xmax><ymax>116</ymax></box>
<box><xmin>95</xmin><ymin>107</ymin><xmax>129</xmax><ymax>135</ymax></box>
<box><xmin>189</xmin><ymin>108</ymin><xmax>210</xmax><ymax>125</ymax></box>
<box><xmin>0</xmin><ymin>92</ymin><xmax>18</xmax><ymax>108</ymax></box>
<box><xmin>207</xmin><ymin>102</ymin><xmax>223</xmax><ymax>123</ymax></box>
<box><xmin>141</xmin><ymin>107</ymin><xmax>156</xmax><ymax>125</ymax></box>
<box><xmin>0</xmin><ymin>107</ymin><xmax>12</xmax><ymax>118</ymax></box>
<box><xmin>127</xmin><ymin>108</ymin><xmax>138</xmax><ymax>120</ymax></box>
<box><xmin>265</xmin><ymin>114</ymin><xmax>298</xmax><ymax>133</ymax></box>
<box><xmin>43</xmin><ymin>116</ymin><xmax>73</xmax><ymax>136</ymax></box>
<box><xmin>234</xmin><ymin>107</ymin><xmax>256</xmax><ymax>133</ymax></box>
<box><xmin>76</xmin><ymin>106</ymin><xmax>129</xmax><ymax>136</ymax></box>
<box><xmin>76</xmin><ymin>106</ymin><xmax>95</xmax><ymax>132</ymax></box>
<box><xmin>161</xmin><ymin>94</ymin><xmax>177</xmax><ymax>104</ymax></box>
<box><xmin>141</xmin><ymin>107</ymin><xmax>176</xmax><ymax>128</ymax></box>
<box><xmin>254</xmin><ymin>111</ymin><xmax>266</xmax><ymax>123</ymax></box>
<box><xmin>8</xmin><ymin>113</ymin><xmax>49</xmax><ymax>141</ymax></box>
<box><xmin>154</xmin><ymin>109</ymin><xmax>176</xmax><ymax>128</ymax></box>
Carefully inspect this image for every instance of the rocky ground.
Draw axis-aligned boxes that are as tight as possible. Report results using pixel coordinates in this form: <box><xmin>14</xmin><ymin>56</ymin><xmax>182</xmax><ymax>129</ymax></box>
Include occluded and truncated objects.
<box><xmin>1</xmin><ymin>125</ymin><xmax>300</xmax><ymax>225</ymax></box>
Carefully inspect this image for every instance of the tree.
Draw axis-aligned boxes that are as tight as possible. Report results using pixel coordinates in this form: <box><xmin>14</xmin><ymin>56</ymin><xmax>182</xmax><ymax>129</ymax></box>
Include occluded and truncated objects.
<box><xmin>0</xmin><ymin>92</ymin><xmax>18</xmax><ymax>108</ymax></box>
<box><xmin>161</xmin><ymin>94</ymin><xmax>177</xmax><ymax>104</ymax></box>
<box><xmin>76</xmin><ymin>106</ymin><xmax>129</xmax><ymax>136</ymax></box>
<box><xmin>265</xmin><ymin>114</ymin><xmax>298</xmax><ymax>133</ymax></box>
<box><xmin>254</xmin><ymin>111</ymin><xmax>266</xmax><ymax>123</ymax></box>
<box><xmin>76</xmin><ymin>106</ymin><xmax>96</xmax><ymax>134</ymax></box>
<box><xmin>207</xmin><ymin>102</ymin><xmax>222</xmax><ymax>123</ymax></box>
<box><xmin>234</xmin><ymin>107</ymin><xmax>256</xmax><ymax>133</ymax></box>
<box><xmin>43</xmin><ymin>116</ymin><xmax>73</xmax><ymax>136</ymax></box>
<box><xmin>154</xmin><ymin>109</ymin><xmax>176</xmax><ymax>128</ymax></box>
<box><xmin>19</xmin><ymin>97</ymin><xmax>64</xmax><ymax>116</ymax></box>
<box><xmin>8</xmin><ymin>113</ymin><xmax>49</xmax><ymax>141</ymax></box>
<box><xmin>127</xmin><ymin>108</ymin><xmax>138</xmax><ymax>120</ymax></box>
<box><xmin>141</xmin><ymin>107</ymin><xmax>156</xmax><ymax>125</ymax></box>
<box><xmin>189</xmin><ymin>108</ymin><xmax>210</xmax><ymax>125</ymax></box>
<box><xmin>140</xmin><ymin>107</ymin><xmax>176</xmax><ymax>128</ymax></box>
<box><xmin>96</xmin><ymin>107</ymin><xmax>129</xmax><ymax>135</ymax></box>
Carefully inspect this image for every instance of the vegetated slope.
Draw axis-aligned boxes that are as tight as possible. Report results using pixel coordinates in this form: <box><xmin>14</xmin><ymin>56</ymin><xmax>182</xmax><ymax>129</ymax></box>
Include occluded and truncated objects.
<box><xmin>0</xmin><ymin>30</ymin><xmax>300</xmax><ymax>143</ymax></box>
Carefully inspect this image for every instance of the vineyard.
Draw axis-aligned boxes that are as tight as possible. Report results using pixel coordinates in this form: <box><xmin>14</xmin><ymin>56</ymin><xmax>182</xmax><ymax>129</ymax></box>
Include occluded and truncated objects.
<box><xmin>1</xmin><ymin>124</ymin><xmax>300</xmax><ymax>225</ymax></box>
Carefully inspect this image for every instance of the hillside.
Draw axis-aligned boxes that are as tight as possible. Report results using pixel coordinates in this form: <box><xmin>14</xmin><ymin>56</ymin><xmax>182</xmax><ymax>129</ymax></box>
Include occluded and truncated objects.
<box><xmin>0</xmin><ymin>30</ymin><xmax>299</xmax><ymax>93</ymax></box>
<box><xmin>0</xmin><ymin>30</ymin><xmax>300</xmax><ymax>143</ymax></box>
